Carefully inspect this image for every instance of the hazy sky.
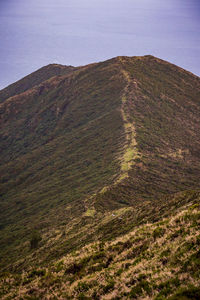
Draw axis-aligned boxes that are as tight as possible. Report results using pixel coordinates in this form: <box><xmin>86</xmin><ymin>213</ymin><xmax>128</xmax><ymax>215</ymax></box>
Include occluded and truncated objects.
<box><xmin>0</xmin><ymin>0</ymin><xmax>199</xmax><ymax>89</ymax></box>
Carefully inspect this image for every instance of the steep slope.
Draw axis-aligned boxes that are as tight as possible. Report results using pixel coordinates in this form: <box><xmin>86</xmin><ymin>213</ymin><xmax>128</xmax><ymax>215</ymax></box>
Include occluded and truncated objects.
<box><xmin>0</xmin><ymin>56</ymin><xmax>200</xmax><ymax>272</ymax></box>
<box><xmin>94</xmin><ymin>55</ymin><xmax>200</xmax><ymax>210</ymax></box>
<box><xmin>1</xmin><ymin>192</ymin><xmax>200</xmax><ymax>299</ymax></box>
<box><xmin>0</xmin><ymin>58</ymin><xmax>127</xmax><ymax>268</ymax></box>
<box><xmin>0</xmin><ymin>63</ymin><xmax>75</xmax><ymax>104</ymax></box>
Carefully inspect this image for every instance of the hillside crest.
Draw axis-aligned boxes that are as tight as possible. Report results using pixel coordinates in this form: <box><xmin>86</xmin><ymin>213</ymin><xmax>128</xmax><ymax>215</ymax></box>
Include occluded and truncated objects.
<box><xmin>0</xmin><ymin>55</ymin><xmax>200</xmax><ymax>278</ymax></box>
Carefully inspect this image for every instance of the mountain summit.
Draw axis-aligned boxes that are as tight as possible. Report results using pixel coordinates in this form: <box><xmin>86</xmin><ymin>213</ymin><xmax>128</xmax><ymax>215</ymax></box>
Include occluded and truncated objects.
<box><xmin>0</xmin><ymin>56</ymin><xmax>200</xmax><ymax>298</ymax></box>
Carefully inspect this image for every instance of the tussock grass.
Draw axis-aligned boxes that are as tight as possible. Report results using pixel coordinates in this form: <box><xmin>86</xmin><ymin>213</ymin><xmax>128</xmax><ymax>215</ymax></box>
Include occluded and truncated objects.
<box><xmin>1</xmin><ymin>200</ymin><xmax>200</xmax><ymax>299</ymax></box>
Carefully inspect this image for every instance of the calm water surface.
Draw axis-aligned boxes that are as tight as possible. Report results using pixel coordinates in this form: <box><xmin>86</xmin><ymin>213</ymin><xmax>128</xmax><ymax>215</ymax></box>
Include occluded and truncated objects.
<box><xmin>0</xmin><ymin>0</ymin><xmax>199</xmax><ymax>88</ymax></box>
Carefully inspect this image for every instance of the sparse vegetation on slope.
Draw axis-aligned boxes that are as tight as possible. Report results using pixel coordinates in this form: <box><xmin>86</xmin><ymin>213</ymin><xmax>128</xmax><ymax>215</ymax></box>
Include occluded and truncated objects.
<box><xmin>1</xmin><ymin>195</ymin><xmax>199</xmax><ymax>299</ymax></box>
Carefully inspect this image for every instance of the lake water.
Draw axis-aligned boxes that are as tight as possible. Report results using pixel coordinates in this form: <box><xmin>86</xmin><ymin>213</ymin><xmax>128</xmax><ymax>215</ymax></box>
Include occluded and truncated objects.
<box><xmin>0</xmin><ymin>0</ymin><xmax>199</xmax><ymax>89</ymax></box>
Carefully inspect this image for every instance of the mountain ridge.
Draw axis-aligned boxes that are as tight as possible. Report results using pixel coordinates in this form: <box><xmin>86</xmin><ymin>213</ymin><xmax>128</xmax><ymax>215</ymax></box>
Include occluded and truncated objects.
<box><xmin>0</xmin><ymin>64</ymin><xmax>75</xmax><ymax>104</ymax></box>
<box><xmin>0</xmin><ymin>55</ymin><xmax>200</xmax><ymax>283</ymax></box>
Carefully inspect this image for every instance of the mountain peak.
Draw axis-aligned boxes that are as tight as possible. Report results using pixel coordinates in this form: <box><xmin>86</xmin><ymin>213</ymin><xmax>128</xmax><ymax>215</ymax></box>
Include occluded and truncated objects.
<box><xmin>0</xmin><ymin>56</ymin><xmax>200</xmax><ymax>275</ymax></box>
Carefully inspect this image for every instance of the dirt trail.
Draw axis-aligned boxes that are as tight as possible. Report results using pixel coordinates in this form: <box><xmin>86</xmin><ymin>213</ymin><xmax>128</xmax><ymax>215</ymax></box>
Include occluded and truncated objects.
<box><xmin>116</xmin><ymin>57</ymin><xmax>141</xmax><ymax>183</ymax></box>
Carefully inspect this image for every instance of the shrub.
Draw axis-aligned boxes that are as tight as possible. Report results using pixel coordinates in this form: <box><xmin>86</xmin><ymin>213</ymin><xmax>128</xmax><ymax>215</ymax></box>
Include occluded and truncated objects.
<box><xmin>30</xmin><ymin>230</ymin><xmax>42</xmax><ymax>249</ymax></box>
<box><xmin>102</xmin><ymin>279</ymin><xmax>115</xmax><ymax>294</ymax></box>
<box><xmin>28</xmin><ymin>269</ymin><xmax>46</xmax><ymax>278</ymax></box>
<box><xmin>168</xmin><ymin>286</ymin><xmax>200</xmax><ymax>300</ymax></box>
<box><xmin>153</xmin><ymin>227</ymin><xmax>165</xmax><ymax>239</ymax></box>
<box><xmin>75</xmin><ymin>281</ymin><xmax>90</xmax><ymax>293</ymax></box>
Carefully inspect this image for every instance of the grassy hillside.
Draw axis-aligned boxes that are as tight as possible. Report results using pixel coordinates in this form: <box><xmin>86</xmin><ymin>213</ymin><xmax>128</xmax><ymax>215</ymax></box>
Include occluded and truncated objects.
<box><xmin>0</xmin><ymin>64</ymin><xmax>75</xmax><ymax>104</ymax></box>
<box><xmin>0</xmin><ymin>191</ymin><xmax>199</xmax><ymax>299</ymax></box>
<box><xmin>0</xmin><ymin>55</ymin><xmax>200</xmax><ymax>276</ymax></box>
<box><xmin>92</xmin><ymin>55</ymin><xmax>200</xmax><ymax>210</ymax></box>
<box><xmin>0</xmin><ymin>58</ymin><xmax>126</xmax><ymax>269</ymax></box>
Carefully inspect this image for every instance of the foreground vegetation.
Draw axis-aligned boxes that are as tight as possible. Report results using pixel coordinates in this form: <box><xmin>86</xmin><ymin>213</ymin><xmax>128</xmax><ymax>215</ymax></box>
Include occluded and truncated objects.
<box><xmin>1</xmin><ymin>195</ymin><xmax>199</xmax><ymax>299</ymax></box>
<box><xmin>0</xmin><ymin>55</ymin><xmax>200</xmax><ymax>298</ymax></box>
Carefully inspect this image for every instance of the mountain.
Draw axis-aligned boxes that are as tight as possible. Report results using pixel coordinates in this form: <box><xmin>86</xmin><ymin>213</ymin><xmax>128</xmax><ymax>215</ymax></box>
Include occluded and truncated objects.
<box><xmin>0</xmin><ymin>55</ymin><xmax>200</xmax><ymax>298</ymax></box>
<box><xmin>0</xmin><ymin>64</ymin><xmax>75</xmax><ymax>104</ymax></box>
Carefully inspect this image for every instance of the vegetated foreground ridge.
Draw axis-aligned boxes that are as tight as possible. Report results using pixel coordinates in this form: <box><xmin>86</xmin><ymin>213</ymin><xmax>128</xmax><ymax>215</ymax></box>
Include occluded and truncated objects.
<box><xmin>0</xmin><ymin>55</ymin><xmax>200</xmax><ymax>299</ymax></box>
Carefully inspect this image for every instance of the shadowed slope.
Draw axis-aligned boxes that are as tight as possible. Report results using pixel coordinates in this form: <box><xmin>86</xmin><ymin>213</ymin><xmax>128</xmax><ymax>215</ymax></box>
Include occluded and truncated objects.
<box><xmin>0</xmin><ymin>58</ymin><xmax>127</xmax><ymax>268</ymax></box>
<box><xmin>0</xmin><ymin>64</ymin><xmax>75</xmax><ymax>104</ymax></box>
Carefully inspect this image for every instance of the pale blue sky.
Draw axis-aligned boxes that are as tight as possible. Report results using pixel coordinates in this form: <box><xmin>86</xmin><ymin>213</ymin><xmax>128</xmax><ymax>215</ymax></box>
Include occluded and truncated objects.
<box><xmin>0</xmin><ymin>0</ymin><xmax>199</xmax><ymax>89</ymax></box>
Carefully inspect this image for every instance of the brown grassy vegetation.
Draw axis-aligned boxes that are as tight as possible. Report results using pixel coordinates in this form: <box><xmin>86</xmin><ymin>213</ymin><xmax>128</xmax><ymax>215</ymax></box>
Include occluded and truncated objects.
<box><xmin>0</xmin><ymin>195</ymin><xmax>199</xmax><ymax>299</ymax></box>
